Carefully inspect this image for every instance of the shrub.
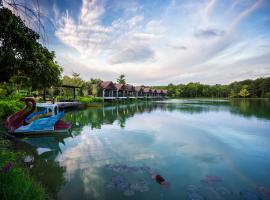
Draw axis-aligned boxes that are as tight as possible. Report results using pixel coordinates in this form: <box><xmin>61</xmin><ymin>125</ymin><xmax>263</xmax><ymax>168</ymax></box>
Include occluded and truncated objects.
<box><xmin>0</xmin><ymin>99</ymin><xmax>23</xmax><ymax>119</ymax></box>
<box><xmin>78</xmin><ymin>96</ymin><xmax>103</xmax><ymax>104</ymax></box>
<box><xmin>0</xmin><ymin>140</ymin><xmax>45</xmax><ymax>200</ymax></box>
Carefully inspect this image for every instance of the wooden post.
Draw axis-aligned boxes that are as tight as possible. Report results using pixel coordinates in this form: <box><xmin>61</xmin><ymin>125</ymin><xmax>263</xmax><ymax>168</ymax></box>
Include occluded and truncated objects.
<box><xmin>73</xmin><ymin>87</ymin><xmax>76</xmax><ymax>100</ymax></box>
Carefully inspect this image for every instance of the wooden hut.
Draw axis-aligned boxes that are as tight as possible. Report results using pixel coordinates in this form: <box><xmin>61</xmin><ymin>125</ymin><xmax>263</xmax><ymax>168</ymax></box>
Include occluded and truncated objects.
<box><xmin>135</xmin><ymin>86</ymin><xmax>144</xmax><ymax>98</ymax></box>
<box><xmin>143</xmin><ymin>88</ymin><xmax>152</xmax><ymax>98</ymax></box>
<box><xmin>125</xmin><ymin>84</ymin><xmax>135</xmax><ymax>97</ymax></box>
<box><xmin>100</xmin><ymin>81</ymin><xmax>116</xmax><ymax>98</ymax></box>
<box><xmin>114</xmin><ymin>83</ymin><xmax>125</xmax><ymax>98</ymax></box>
<box><xmin>156</xmin><ymin>89</ymin><xmax>161</xmax><ymax>98</ymax></box>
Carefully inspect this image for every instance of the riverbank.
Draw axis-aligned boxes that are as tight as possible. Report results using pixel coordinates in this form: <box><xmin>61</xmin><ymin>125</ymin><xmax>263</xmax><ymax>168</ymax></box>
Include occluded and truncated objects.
<box><xmin>0</xmin><ymin>137</ymin><xmax>46</xmax><ymax>200</ymax></box>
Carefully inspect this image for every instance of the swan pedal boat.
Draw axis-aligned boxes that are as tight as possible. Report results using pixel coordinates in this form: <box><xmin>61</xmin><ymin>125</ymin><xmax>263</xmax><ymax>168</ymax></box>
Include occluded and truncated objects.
<box><xmin>6</xmin><ymin>97</ymin><xmax>72</xmax><ymax>135</ymax></box>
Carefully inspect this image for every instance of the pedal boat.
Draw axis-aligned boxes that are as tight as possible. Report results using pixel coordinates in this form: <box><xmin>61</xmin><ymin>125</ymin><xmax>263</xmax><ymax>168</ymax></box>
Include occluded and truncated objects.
<box><xmin>6</xmin><ymin>97</ymin><xmax>72</xmax><ymax>135</ymax></box>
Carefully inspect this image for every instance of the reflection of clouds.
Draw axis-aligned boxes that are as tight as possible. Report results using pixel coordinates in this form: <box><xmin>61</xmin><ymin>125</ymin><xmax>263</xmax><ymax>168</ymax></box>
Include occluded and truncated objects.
<box><xmin>193</xmin><ymin>153</ymin><xmax>223</xmax><ymax>164</ymax></box>
<box><xmin>56</xmin><ymin>124</ymin><xmax>159</xmax><ymax>198</ymax></box>
<box><xmin>81</xmin><ymin>167</ymin><xmax>106</xmax><ymax>199</ymax></box>
<box><xmin>134</xmin><ymin>153</ymin><xmax>155</xmax><ymax>161</ymax></box>
<box><xmin>55</xmin><ymin>101</ymin><xmax>270</xmax><ymax>198</ymax></box>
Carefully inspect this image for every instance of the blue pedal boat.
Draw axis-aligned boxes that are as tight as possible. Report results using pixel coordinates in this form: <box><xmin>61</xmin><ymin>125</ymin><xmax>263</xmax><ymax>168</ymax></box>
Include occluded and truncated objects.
<box><xmin>6</xmin><ymin>97</ymin><xmax>72</xmax><ymax>135</ymax></box>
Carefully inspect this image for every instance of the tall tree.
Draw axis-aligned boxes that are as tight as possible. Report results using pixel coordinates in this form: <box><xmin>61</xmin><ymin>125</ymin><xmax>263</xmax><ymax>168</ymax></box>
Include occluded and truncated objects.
<box><xmin>117</xmin><ymin>74</ymin><xmax>126</xmax><ymax>84</ymax></box>
<box><xmin>0</xmin><ymin>7</ymin><xmax>62</xmax><ymax>89</ymax></box>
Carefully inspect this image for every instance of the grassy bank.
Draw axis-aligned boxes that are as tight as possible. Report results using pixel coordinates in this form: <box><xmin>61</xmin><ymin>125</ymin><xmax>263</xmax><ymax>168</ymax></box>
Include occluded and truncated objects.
<box><xmin>0</xmin><ymin>98</ymin><xmax>23</xmax><ymax>120</ymax></box>
<box><xmin>0</xmin><ymin>139</ymin><xmax>45</xmax><ymax>200</ymax></box>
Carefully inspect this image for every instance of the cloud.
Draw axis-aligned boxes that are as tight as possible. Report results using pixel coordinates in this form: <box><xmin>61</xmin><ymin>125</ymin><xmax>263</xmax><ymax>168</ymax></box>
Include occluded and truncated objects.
<box><xmin>195</xmin><ymin>28</ymin><xmax>226</xmax><ymax>39</ymax></box>
<box><xmin>170</xmin><ymin>45</ymin><xmax>188</xmax><ymax>50</ymax></box>
<box><xmin>109</xmin><ymin>45</ymin><xmax>154</xmax><ymax>64</ymax></box>
<box><xmin>51</xmin><ymin>0</ymin><xmax>268</xmax><ymax>85</ymax></box>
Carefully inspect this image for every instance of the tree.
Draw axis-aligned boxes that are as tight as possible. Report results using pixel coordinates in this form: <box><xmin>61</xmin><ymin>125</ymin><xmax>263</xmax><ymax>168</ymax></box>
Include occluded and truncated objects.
<box><xmin>229</xmin><ymin>90</ymin><xmax>237</xmax><ymax>98</ymax></box>
<box><xmin>89</xmin><ymin>78</ymin><xmax>102</xmax><ymax>97</ymax></box>
<box><xmin>239</xmin><ymin>87</ymin><xmax>250</xmax><ymax>98</ymax></box>
<box><xmin>117</xmin><ymin>74</ymin><xmax>126</xmax><ymax>84</ymax></box>
<box><xmin>0</xmin><ymin>7</ymin><xmax>62</xmax><ymax>89</ymax></box>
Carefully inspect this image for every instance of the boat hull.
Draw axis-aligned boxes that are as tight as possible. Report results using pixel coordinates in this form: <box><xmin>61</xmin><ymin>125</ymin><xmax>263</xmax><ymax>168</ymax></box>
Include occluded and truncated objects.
<box><xmin>13</xmin><ymin>120</ymin><xmax>72</xmax><ymax>136</ymax></box>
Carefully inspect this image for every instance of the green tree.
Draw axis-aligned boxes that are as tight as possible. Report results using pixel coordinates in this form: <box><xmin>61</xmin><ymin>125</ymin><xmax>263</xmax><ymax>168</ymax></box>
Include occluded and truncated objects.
<box><xmin>239</xmin><ymin>86</ymin><xmax>250</xmax><ymax>98</ymax></box>
<box><xmin>0</xmin><ymin>7</ymin><xmax>62</xmax><ymax>89</ymax></box>
<box><xmin>89</xmin><ymin>78</ymin><xmax>102</xmax><ymax>97</ymax></box>
<box><xmin>229</xmin><ymin>90</ymin><xmax>237</xmax><ymax>98</ymax></box>
<box><xmin>117</xmin><ymin>74</ymin><xmax>126</xmax><ymax>84</ymax></box>
<box><xmin>62</xmin><ymin>73</ymin><xmax>84</xmax><ymax>87</ymax></box>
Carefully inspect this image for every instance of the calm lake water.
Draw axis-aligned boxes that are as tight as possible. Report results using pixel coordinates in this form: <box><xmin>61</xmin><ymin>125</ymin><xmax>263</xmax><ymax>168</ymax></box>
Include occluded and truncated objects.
<box><xmin>13</xmin><ymin>99</ymin><xmax>270</xmax><ymax>200</ymax></box>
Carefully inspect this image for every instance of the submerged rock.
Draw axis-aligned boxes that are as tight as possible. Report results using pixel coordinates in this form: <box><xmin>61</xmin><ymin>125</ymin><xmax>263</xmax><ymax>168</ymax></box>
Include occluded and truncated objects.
<box><xmin>106</xmin><ymin>175</ymin><xmax>151</xmax><ymax>195</ymax></box>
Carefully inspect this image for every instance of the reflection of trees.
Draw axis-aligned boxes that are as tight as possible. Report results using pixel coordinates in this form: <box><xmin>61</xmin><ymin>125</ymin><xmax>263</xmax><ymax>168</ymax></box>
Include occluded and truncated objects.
<box><xmin>12</xmin><ymin>139</ymin><xmax>66</xmax><ymax>199</ymax></box>
<box><xmin>63</xmin><ymin>99</ymin><xmax>270</xmax><ymax>134</ymax></box>
<box><xmin>229</xmin><ymin>99</ymin><xmax>270</xmax><ymax>120</ymax></box>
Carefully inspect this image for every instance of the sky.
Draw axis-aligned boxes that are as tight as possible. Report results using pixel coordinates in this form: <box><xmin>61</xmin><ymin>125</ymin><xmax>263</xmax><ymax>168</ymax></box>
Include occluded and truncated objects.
<box><xmin>7</xmin><ymin>0</ymin><xmax>270</xmax><ymax>85</ymax></box>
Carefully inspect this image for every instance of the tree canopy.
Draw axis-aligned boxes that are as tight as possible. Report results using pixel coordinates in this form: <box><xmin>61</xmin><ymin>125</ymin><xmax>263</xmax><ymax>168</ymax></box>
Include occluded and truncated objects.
<box><xmin>156</xmin><ymin>77</ymin><xmax>270</xmax><ymax>98</ymax></box>
<box><xmin>117</xmin><ymin>74</ymin><xmax>126</xmax><ymax>84</ymax></box>
<box><xmin>0</xmin><ymin>7</ymin><xmax>62</xmax><ymax>89</ymax></box>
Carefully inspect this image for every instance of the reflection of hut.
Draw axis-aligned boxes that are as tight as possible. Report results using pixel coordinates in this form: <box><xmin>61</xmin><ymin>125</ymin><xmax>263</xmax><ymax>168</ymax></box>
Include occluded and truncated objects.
<box><xmin>100</xmin><ymin>81</ymin><xmax>116</xmax><ymax>97</ymax></box>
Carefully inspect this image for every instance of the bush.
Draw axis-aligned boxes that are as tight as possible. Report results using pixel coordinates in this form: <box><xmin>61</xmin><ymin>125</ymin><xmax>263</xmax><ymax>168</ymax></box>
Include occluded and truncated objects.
<box><xmin>78</xmin><ymin>96</ymin><xmax>103</xmax><ymax>104</ymax></box>
<box><xmin>0</xmin><ymin>140</ymin><xmax>45</xmax><ymax>200</ymax></box>
<box><xmin>0</xmin><ymin>99</ymin><xmax>23</xmax><ymax>119</ymax></box>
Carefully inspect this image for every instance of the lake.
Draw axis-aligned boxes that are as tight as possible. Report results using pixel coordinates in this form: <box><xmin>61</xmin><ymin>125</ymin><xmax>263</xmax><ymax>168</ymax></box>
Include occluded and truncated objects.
<box><xmin>13</xmin><ymin>99</ymin><xmax>270</xmax><ymax>199</ymax></box>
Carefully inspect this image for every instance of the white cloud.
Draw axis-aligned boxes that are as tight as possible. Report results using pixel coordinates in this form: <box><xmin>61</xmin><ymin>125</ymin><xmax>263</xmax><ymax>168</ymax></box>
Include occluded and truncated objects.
<box><xmin>53</xmin><ymin>0</ymin><xmax>269</xmax><ymax>85</ymax></box>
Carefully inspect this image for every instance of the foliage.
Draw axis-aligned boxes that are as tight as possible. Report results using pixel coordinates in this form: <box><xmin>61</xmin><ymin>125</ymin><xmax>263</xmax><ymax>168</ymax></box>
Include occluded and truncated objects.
<box><xmin>78</xmin><ymin>97</ymin><xmax>103</xmax><ymax>104</ymax></box>
<box><xmin>88</xmin><ymin>78</ymin><xmax>102</xmax><ymax>97</ymax></box>
<box><xmin>239</xmin><ymin>88</ymin><xmax>250</xmax><ymax>98</ymax></box>
<box><xmin>62</xmin><ymin>73</ymin><xmax>84</xmax><ymax>87</ymax></box>
<box><xmin>0</xmin><ymin>7</ymin><xmax>62</xmax><ymax>89</ymax></box>
<box><xmin>0</xmin><ymin>99</ymin><xmax>23</xmax><ymax>119</ymax></box>
<box><xmin>117</xmin><ymin>74</ymin><xmax>126</xmax><ymax>84</ymax></box>
<box><xmin>0</xmin><ymin>140</ymin><xmax>45</xmax><ymax>200</ymax></box>
<box><xmin>158</xmin><ymin>77</ymin><xmax>270</xmax><ymax>98</ymax></box>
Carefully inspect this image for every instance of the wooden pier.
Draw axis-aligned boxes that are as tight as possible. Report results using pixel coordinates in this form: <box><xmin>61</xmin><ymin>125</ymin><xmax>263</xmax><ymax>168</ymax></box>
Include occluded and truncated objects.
<box><xmin>56</xmin><ymin>101</ymin><xmax>83</xmax><ymax>109</ymax></box>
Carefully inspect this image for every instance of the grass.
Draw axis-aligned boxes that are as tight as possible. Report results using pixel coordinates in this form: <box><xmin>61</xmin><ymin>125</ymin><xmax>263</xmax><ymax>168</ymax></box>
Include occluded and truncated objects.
<box><xmin>0</xmin><ymin>140</ymin><xmax>45</xmax><ymax>200</ymax></box>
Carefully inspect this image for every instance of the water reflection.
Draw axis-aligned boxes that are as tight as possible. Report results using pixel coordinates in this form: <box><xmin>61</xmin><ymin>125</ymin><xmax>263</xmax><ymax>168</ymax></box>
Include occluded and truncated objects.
<box><xmin>12</xmin><ymin>140</ymin><xmax>66</xmax><ymax>199</ymax></box>
<box><xmin>12</xmin><ymin>99</ymin><xmax>270</xmax><ymax>199</ymax></box>
<box><xmin>63</xmin><ymin>99</ymin><xmax>270</xmax><ymax>132</ymax></box>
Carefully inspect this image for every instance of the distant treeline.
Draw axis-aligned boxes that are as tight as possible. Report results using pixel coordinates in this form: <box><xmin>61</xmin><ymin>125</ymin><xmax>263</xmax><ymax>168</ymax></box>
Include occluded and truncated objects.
<box><xmin>155</xmin><ymin>77</ymin><xmax>270</xmax><ymax>98</ymax></box>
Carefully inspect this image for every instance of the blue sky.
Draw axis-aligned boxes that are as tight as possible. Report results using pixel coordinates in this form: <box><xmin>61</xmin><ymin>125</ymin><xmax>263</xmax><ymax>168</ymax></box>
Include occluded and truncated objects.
<box><xmin>9</xmin><ymin>0</ymin><xmax>270</xmax><ymax>85</ymax></box>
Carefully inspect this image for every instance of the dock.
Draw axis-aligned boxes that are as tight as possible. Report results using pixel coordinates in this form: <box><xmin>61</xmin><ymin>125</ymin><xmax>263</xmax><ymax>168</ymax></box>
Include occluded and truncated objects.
<box><xmin>56</xmin><ymin>101</ymin><xmax>83</xmax><ymax>109</ymax></box>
